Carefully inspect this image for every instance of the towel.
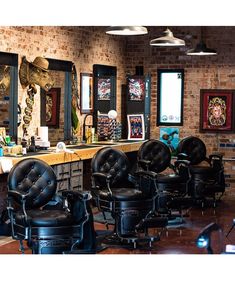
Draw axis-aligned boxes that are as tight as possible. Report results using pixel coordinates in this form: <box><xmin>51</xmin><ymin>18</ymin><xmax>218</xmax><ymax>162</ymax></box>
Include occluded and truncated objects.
<box><xmin>0</xmin><ymin>157</ymin><xmax>13</xmax><ymax>173</ymax></box>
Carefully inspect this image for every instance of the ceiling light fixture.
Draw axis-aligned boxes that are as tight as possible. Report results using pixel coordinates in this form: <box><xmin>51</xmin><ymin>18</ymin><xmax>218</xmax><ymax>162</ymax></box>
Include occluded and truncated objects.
<box><xmin>150</xmin><ymin>28</ymin><xmax>185</xmax><ymax>46</ymax></box>
<box><xmin>106</xmin><ymin>26</ymin><xmax>148</xmax><ymax>36</ymax></box>
<box><xmin>186</xmin><ymin>27</ymin><xmax>217</xmax><ymax>56</ymax></box>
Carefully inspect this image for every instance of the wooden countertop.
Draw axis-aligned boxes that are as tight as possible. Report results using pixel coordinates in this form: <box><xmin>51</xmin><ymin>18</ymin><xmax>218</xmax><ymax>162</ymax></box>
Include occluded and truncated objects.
<box><xmin>0</xmin><ymin>140</ymin><xmax>145</xmax><ymax>174</ymax></box>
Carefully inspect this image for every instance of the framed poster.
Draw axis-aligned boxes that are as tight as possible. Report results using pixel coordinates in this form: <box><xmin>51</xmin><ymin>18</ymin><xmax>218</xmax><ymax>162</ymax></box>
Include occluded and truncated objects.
<box><xmin>127</xmin><ymin>114</ymin><xmax>145</xmax><ymax>140</ymax></box>
<box><xmin>157</xmin><ymin>69</ymin><xmax>184</xmax><ymax>126</ymax></box>
<box><xmin>127</xmin><ymin>77</ymin><xmax>145</xmax><ymax>101</ymax></box>
<box><xmin>200</xmin><ymin>89</ymin><xmax>235</xmax><ymax>132</ymax></box>
<box><xmin>160</xmin><ymin>127</ymin><xmax>179</xmax><ymax>156</ymax></box>
<box><xmin>45</xmin><ymin>87</ymin><xmax>61</xmax><ymax>127</ymax></box>
<box><xmin>97</xmin><ymin>77</ymin><xmax>111</xmax><ymax>101</ymax></box>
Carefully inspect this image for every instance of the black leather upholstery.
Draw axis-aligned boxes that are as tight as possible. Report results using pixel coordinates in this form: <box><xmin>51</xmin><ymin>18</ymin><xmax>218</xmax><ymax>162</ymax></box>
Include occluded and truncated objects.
<box><xmin>138</xmin><ymin>139</ymin><xmax>171</xmax><ymax>172</ymax></box>
<box><xmin>91</xmin><ymin>147</ymin><xmax>167</xmax><ymax>245</ymax></box>
<box><xmin>8</xmin><ymin>158</ymin><xmax>57</xmax><ymax>209</ymax></box>
<box><xmin>137</xmin><ymin>139</ymin><xmax>192</xmax><ymax>215</ymax></box>
<box><xmin>177</xmin><ymin>136</ymin><xmax>225</xmax><ymax>205</ymax></box>
<box><xmin>7</xmin><ymin>158</ymin><xmax>96</xmax><ymax>254</ymax></box>
<box><xmin>177</xmin><ymin>136</ymin><xmax>207</xmax><ymax>165</ymax></box>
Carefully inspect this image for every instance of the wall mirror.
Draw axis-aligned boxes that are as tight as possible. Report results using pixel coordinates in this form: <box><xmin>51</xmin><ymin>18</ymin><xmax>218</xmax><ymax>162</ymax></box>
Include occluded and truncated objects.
<box><xmin>157</xmin><ymin>69</ymin><xmax>184</xmax><ymax>126</ymax></box>
<box><xmin>0</xmin><ymin>51</ymin><xmax>18</xmax><ymax>142</ymax></box>
<box><xmin>80</xmin><ymin>73</ymin><xmax>93</xmax><ymax>114</ymax></box>
<box><xmin>40</xmin><ymin>58</ymin><xmax>73</xmax><ymax>145</ymax></box>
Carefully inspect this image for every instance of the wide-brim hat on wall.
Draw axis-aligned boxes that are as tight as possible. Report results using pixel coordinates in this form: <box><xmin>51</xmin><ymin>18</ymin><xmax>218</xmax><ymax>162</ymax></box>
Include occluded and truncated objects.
<box><xmin>31</xmin><ymin>57</ymin><xmax>49</xmax><ymax>72</ymax></box>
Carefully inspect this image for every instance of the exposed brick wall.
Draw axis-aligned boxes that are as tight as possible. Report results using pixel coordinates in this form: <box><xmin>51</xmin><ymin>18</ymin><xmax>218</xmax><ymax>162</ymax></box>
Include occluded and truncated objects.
<box><xmin>0</xmin><ymin>26</ymin><xmax>127</xmax><ymax>140</ymax></box>
<box><xmin>1</xmin><ymin>26</ymin><xmax>235</xmax><ymax>191</ymax></box>
<box><xmin>125</xmin><ymin>26</ymin><xmax>235</xmax><ymax>191</ymax></box>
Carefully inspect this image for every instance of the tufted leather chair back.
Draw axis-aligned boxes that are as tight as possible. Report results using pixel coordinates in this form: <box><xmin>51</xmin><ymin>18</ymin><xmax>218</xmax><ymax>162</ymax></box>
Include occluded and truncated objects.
<box><xmin>91</xmin><ymin>147</ymin><xmax>130</xmax><ymax>188</ymax></box>
<box><xmin>137</xmin><ymin>140</ymin><xmax>171</xmax><ymax>173</ymax></box>
<box><xmin>177</xmin><ymin>136</ymin><xmax>207</xmax><ymax>165</ymax></box>
<box><xmin>7</xmin><ymin>158</ymin><xmax>57</xmax><ymax>209</ymax></box>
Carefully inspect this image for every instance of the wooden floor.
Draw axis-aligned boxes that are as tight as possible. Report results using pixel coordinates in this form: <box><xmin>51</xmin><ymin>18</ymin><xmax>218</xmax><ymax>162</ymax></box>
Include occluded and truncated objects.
<box><xmin>1</xmin><ymin>193</ymin><xmax>235</xmax><ymax>254</ymax></box>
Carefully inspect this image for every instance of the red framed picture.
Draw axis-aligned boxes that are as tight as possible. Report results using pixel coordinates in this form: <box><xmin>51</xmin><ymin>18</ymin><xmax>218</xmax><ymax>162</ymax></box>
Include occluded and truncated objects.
<box><xmin>200</xmin><ymin>89</ymin><xmax>235</xmax><ymax>132</ymax></box>
<box><xmin>45</xmin><ymin>87</ymin><xmax>61</xmax><ymax>127</ymax></box>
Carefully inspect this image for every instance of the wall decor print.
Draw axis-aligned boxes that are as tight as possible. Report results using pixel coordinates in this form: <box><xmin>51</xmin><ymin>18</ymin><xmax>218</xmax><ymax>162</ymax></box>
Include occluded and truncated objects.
<box><xmin>80</xmin><ymin>72</ymin><xmax>93</xmax><ymax>114</ymax></box>
<box><xmin>200</xmin><ymin>89</ymin><xmax>235</xmax><ymax>132</ymax></box>
<box><xmin>127</xmin><ymin>114</ymin><xmax>145</xmax><ymax>140</ymax></box>
<box><xmin>128</xmin><ymin>77</ymin><xmax>145</xmax><ymax>101</ymax></box>
<box><xmin>45</xmin><ymin>87</ymin><xmax>61</xmax><ymax>128</ymax></box>
<box><xmin>160</xmin><ymin>127</ymin><xmax>179</xmax><ymax>156</ymax></box>
<box><xmin>97</xmin><ymin>78</ymin><xmax>111</xmax><ymax>100</ymax></box>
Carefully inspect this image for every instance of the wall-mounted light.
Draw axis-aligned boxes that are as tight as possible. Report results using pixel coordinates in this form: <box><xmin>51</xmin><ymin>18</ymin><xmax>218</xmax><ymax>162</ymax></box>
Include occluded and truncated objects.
<box><xmin>106</xmin><ymin>26</ymin><xmax>148</xmax><ymax>36</ymax></box>
<box><xmin>150</xmin><ymin>28</ymin><xmax>185</xmax><ymax>46</ymax></box>
<box><xmin>186</xmin><ymin>27</ymin><xmax>217</xmax><ymax>56</ymax></box>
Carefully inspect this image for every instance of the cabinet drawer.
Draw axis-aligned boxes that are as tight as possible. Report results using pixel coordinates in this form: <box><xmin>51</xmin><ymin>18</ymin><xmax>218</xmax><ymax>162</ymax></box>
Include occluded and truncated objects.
<box><xmin>70</xmin><ymin>176</ymin><xmax>83</xmax><ymax>191</ymax></box>
<box><xmin>56</xmin><ymin>178</ymin><xmax>70</xmax><ymax>192</ymax></box>
<box><xmin>71</xmin><ymin>161</ymin><xmax>83</xmax><ymax>177</ymax></box>
<box><xmin>54</xmin><ymin>163</ymin><xmax>71</xmax><ymax>180</ymax></box>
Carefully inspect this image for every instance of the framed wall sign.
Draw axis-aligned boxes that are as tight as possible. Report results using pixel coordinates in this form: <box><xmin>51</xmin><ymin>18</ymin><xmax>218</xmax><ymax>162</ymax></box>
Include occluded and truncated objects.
<box><xmin>80</xmin><ymin>73</ymin><xmax>93</xmax><ymax>114</ymax></box>
<box><xmin>200</xmin><ymin>89</ymin><xmax>235</xmax><ymax>132</ymax></box>
<box><xmin>127</xmin><ymin>113</ymin><xmax>145</xmax><ymax>140</ymax></box>
<box><xmin>157</xmin><ymin>69</ymin><xmax>184</xmax><ymax>126</ymax></box>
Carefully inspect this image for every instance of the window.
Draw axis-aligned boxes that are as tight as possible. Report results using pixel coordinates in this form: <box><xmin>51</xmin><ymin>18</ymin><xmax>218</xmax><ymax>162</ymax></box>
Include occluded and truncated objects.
<box><xmin>157</xmin><ymin>69</ymin><xmax>184</xmax><ymax>126</ymax></box>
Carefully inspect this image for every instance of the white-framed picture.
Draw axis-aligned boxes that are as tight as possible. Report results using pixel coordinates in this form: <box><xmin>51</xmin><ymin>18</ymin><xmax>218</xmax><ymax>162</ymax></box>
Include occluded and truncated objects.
<box><xmin>127</xmin><ymin>114</ymin><xmax>145</xmax><ymax>140</ymax></box>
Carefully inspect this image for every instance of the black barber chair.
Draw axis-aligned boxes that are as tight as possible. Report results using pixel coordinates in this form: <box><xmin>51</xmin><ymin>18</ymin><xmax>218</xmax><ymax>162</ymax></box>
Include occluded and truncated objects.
<box><xmin>177</xmin><ymin>136</ymin><xmax>225</xmax><ymax>208</ymax></box>
<box><xmin>7</xmin><ymin>158</ymin><xmax>96</xmax><ymax>254</ymax></box>
<box><xmin>137</xmin><ymin>139</ymin><xmax>192</xmax><ymax>216</ymax></box>
<box><xmin>91</xmin><ymin>147</ymin><xmax>168</xmax><ymax>248</ymax></box>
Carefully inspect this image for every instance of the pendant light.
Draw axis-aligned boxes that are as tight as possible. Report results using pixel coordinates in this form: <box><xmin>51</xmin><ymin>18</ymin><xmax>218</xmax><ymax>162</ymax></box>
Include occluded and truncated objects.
<box><xmin>150</xmin><ymin>28</ymin><xmax>185</xmax><ymax>46</ymax></box>
<box><xmin>106</xmin><ymin>26</ymin><xmax>148</xmax><ymax>36</ymax></box>
<box><xmin>186</xmin><ymin>27</ymin><xmax>217</xmax><ymax>56</ymax></box>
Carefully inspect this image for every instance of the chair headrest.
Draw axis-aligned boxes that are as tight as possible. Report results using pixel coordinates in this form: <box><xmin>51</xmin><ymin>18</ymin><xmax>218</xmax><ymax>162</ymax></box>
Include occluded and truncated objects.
<box><xmin>137</xmin><ymin>139</ymin><xmax>171</xmax><ymax>173</ymax></box>
<box><xmin>91</xmin><ymin>147</ymin><xmax>129</xmax><ymax>187</ymax></box>
<box><xmin>7</xmin><ymin>158</ymin><xmax>57</xmax><ymax>209</ymax></box>
<box><xmin>177</xmin><ymin>136</ymin><xmax>207</xmax><ymax>165</ymax></box>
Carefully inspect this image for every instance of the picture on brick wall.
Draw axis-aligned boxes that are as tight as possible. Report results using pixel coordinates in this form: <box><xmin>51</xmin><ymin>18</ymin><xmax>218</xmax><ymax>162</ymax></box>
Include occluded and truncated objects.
<box><xmin>160</xmin><ymin>127</ymin><xmax>179</xmax><ymax>156</ymax></box>
<box><xmin>45</xmin><ymin>87</ymin><xmax>61</xmax><ymax>128</ymax></box>
<box><xmin>200</xmin><ymin>89</ymin><xmax>235</xmax><ymax>132</ymax></box>
<box><xmin>127</xmin><ymin>77</ymin><xmax>145</xmax><ymax>101</ymax></box>
<box><xmin>127</xmin><ymin>114</ymin><xmax>145</xmax><ymax>140</ymax></box>
<box><xmin>97</xmin><ymin>77</ymin><xmax>111</xmax><ymax>101</ymax></box>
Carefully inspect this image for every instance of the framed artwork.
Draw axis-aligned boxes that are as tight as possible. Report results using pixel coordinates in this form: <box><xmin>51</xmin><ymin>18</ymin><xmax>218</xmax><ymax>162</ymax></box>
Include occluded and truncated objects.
<box><xmin>200</xmin><ymin>89</ymin><xmax>235</xmax><ymax>132</ymax></box>
<box><xmin>127</xmin><ymin>114</ymin><xmax>145</xmax><ymax>140</ymax></box>
<box><xmin>97</xmin><ymin>77</ymin><xmax>111</xmax><ymax>101</ymax></box>
<box><xmin>127</xmin><ymin>77</ymin><xmax>145</xmax><ymax>101</ymax></box>
<box><xmin>80</xmin><ymin>73</ymin><xmax>93</xmax><ymax>114</ymax></box>
<box><xmin>45</xmin><ymin>87</ymin><xmax>61</xmax><ymax>128</ymax></box>
<box><xmin>157</xmin><ymin>69</ymin><xmax>184</xmax><ymax>126</ymax></box>
<box><xmin>160</xmin><ymin>127</ymin><xmax>179</xmax><ymax>156</ymax></box>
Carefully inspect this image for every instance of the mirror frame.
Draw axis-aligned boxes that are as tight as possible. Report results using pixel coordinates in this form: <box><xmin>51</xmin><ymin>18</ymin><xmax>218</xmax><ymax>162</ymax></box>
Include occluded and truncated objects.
<box><xmin>80</xmin><ymin>72</ymin><xmax>93</xmax><ymax>114</ymax></box>
<box><xmin>41</xmin><ymin>58</ymin><xmax>73</xmax><ymax>142</ymax></box>
<box><xmin>157</xmin><ymin>69</ymin><xmax>184</xmax><ymax>126</ymax></box>
<box><xmin>0</xmin><ymin>51</ymin><xmax>18</xmax><ymax>142</ymax></box>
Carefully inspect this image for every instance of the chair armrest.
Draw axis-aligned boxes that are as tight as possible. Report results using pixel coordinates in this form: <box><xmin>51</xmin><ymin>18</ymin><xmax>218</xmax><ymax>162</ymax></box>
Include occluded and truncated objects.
<box><xmin>92</xmin><ymin>172</ymin><xmax>112</xmax><ymax>181</ymax></box>
<box><xmin>62</xmin><ymin>190</ymin><xmax>92</xmax><ymax>201</ymax></box>
<box><xmin>8</xmin><ymin>190</ymin><xmax>30</xmax><ymax>202</ymax></box>
<box><xmin>134</xmin><ymin>170</ymin><xmax>158</xmax><ymax>179</ymax></box>
<box><xmin>138</xmin><ymin>159</ymin><xmax>151</xmax><ymax>170</ymax></box>
<box><xmin>177</xmin><ymin>153</ymin><xmax>189</xmax><ymax>160</ymax></box>
<box><xmin>174</xmin><ymin>160</ymin><xmax>191</xmax><ymax>167</ymax></box>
